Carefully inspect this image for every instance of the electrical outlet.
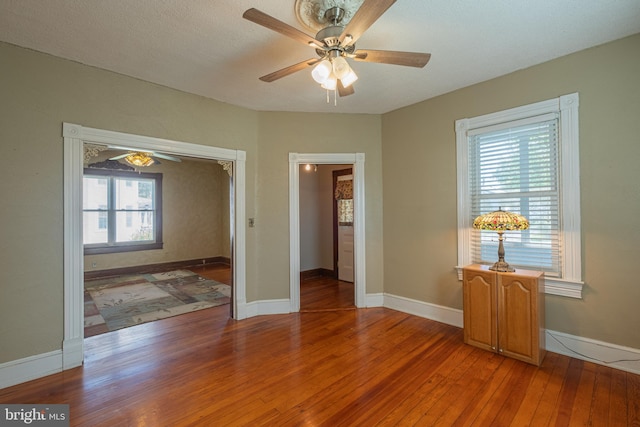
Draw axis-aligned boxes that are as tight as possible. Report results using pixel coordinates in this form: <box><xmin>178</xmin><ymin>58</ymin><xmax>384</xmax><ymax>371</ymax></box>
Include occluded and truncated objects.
<box><xmin>92</xmin><ymin>262</ymin><xmax>97</xmax><ymax>268</ymax></box>
<box><xmin>249</xmin><ymin>218</ymin><xmax>255</xmax><ymax>228</ymax></box>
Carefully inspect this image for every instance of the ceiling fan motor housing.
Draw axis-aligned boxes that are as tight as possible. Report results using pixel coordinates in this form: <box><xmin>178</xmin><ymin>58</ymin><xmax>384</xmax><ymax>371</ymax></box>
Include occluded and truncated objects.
<box><xmin>315</xmin><ymin>25</ymin><xmax>355</xmax><ymax>57</ymax></box>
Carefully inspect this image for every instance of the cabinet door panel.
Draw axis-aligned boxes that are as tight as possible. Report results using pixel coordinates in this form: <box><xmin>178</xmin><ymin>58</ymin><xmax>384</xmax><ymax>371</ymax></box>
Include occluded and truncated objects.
<box><xmin>463</xmin><ymin>268</ymin><xmax>496</xmax><ymax>351</ymax></box>
<box><xmin>498</xmin><ymin>275</ymin><xmax>538</xmax><ymax>363</ymax></box>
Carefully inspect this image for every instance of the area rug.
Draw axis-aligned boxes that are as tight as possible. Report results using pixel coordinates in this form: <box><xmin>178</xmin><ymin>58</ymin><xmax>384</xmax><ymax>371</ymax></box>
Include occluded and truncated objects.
<box><xmin>84</xmin><ymin>269</ymin><xmax>230</xmax><ymax>337</ymax></box>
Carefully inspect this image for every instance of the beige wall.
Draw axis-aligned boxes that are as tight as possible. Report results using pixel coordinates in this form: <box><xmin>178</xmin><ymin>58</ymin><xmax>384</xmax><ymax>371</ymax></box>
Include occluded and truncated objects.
<box><xmin>0</xmin><ymin>41</ymin><xmax>383</xmax><ymax>363</ymax></box>
<box><xmin>84</xmin><ymin>153</ymin><xmax>230</xmax><ymax>271</ymax></box>
<box><xmin>0</xmin><ymin>42</ymin><xmax>259</xmax><ymax>363</ymax></box>
<box><xmin>1</xmin><ymin>32</ymin><xmax>638</xmax><ymax>366</ymax></box>
<box><xmin>253</xmin><ymin>112</ymin><xmax>384</xmax><ymax>301</ymax></box>
<box><xmin>382</xmin><ymin>33</ymin><xmax>640</xmax><ymax>349</ymax></box>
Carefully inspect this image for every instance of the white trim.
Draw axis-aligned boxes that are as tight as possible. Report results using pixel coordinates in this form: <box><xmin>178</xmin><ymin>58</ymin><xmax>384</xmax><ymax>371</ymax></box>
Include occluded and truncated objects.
<box><xmin>233</xmin><ymin>151</ymin><xmax>248</xmax><ymax>319</ymax></box>
<box><xmin>365</xmin><ymin>293</ymin><xmax>384</xmax><ymax>307</ymax></box>
<box><xmin>62</xmin><ymin>130</ymin><xmax>85</xmax><ymax>369</ymax></box>
<box><xmin>289</xmin><ymin>153</ymin><xmax>366</xmax><ymax>312</ymax></box>
<box><xmin>543</xmin><ymin>277</ymin><xmax>583</xmax><ymax>299</ymax></box>
<box><xmin>558</xmin><ymin>93</ymin><xmax>582</xmax><ymax>284</ymax></box>
<box><xmin>244</xmin><ymin>299</ymin><xmax>292</xmax><ymax>318</ymax></box>
<box><xmin>546</xmin><ymin>329</ymin><xmax>640</xmax><ymax>375</ymax></box>
<box><xmin>455</xmin><ymin>93</ymin><xmax>583</xmax><ymax>299</ymax></box>
<box><xmin>383</xmin><ymin>293</ymin><xmax>464</xmax><ymax>328</ymax></box>
<box><xmin>0</xmin><ymin>350</ymin><xmax>62</xmax><ymax>389</ymax></box>
<box><xmin>62</xmin><ymin>123</ymin><xmax>247</xmax><ymax>368</ymax></box>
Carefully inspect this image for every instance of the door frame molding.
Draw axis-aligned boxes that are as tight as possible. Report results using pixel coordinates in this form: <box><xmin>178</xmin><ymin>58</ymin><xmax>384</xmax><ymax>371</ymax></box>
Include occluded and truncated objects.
<box><xmin>288</xmin><ymin>153</ymin><xmax>366</xmax><ymax>312</ymax></box>
<box><xmin>62</xmin><ymin>123</ymin><xmax>247</xmax><ymax>370</ymax></box>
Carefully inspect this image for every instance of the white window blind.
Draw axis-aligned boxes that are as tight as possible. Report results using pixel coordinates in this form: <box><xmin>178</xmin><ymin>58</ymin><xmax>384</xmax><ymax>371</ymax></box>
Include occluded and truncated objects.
<box><xmin>468</xmin><ymin>113</ymin><xmax>562</xmax><ymax>277</ymax></box>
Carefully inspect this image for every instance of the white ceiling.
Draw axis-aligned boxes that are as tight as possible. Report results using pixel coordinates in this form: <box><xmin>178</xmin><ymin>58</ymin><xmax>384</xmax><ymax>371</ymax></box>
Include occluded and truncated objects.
<box><xmin>1</xmin><ymin>0</ymin><xmax>639</xmax><ymax>114</ymax></box>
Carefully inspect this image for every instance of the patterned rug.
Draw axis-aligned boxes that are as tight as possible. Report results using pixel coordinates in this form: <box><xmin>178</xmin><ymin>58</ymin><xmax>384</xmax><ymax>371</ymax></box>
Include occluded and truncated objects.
<box><xmin>84</xmin><ymin>269</ymin><xmax>230</xmax><ymax>337</ymax></box>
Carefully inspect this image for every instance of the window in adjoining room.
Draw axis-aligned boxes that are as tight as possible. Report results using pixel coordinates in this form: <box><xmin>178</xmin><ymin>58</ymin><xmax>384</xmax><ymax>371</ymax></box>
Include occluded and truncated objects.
<box><xmin>455</xmin><ymin>93</ymin><xmax>583</xmax><ymax>297</ymax></box>
<box><xmin>83</xmin><ymin>169</ymin><xmax>163</xmax><ymax>254</ymax></box>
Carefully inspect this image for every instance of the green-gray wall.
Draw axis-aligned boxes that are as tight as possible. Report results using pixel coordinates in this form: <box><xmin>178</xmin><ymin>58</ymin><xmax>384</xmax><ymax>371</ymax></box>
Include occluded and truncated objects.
<box><xmin>1</xmin><ymin>33</ymin><xmax>638</xmax><ymax>366</ymax></box>
<box><xmin>0</xmin><ymin>41</ymin><xmax>383</xmax><ymax>363</ymax></box>
<box><xmin>382</xmin><ymin>33</ymin><xmax>640</xmax><ymax>349</ymax></box>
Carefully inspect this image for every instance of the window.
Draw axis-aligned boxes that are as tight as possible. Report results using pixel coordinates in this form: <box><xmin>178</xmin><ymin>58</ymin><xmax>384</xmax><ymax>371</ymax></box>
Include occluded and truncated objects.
<box><xmin>338</xmin><ymin>199</ymin><xmax>354</xmax><ymax>225</ymax></box>
<box><xmin>83</xmin><ymin>169</ymin><xmax>163</xmax><ymax>254</ymax></box>
<box><xmin>456</xmin><ymin>93</ymin><xmax>583</xmax><ymax>298</ymax></box>
<box><xmin>335</xmin><ymin>175</ymin><xmax>354</xmax><ymax>226</ymax></box>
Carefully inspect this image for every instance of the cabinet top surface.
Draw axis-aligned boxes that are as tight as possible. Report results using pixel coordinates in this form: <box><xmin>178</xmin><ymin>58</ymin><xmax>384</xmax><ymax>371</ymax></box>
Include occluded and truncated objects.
<box><xmin>464</xmin><ymin>264</ymin><xmax>544</xmax><ymax>278</ymax></box>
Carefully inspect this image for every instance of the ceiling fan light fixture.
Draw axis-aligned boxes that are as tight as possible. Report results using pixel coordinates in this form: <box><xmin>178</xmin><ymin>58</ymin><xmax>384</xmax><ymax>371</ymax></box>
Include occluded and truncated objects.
<box><xmin>311</xmin><ymin>59</ymin><xmax>332</xmax><ymax>84</ymax></box>
<box><xmin>321</xmin><ymin>73</ymin><xmax>338</xmax><ymax>90</ymax></box>
<box><xmin>340</xmin><ymin>68</ymin><xmax>358</xmax><ymax>88</ymax></box>
<box><xmin>124</xmin><ymin>152</ymin><xmax>156</xmax><ymax>167</ymax></box>
<box><xmin>332</xmin><ymin>56</ymin><xmax>350</xmax><ymax>79</ymax></box>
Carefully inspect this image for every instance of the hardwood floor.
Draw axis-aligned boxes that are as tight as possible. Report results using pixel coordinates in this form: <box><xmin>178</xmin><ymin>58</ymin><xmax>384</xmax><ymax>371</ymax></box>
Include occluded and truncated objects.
<box><xmin>2</xmin><ymin>303</ymin><xmax>638</xmax><ymax>426</ymax></box>
<box><xmin>300</xmin><ymin>276</ymin><xmax>355</xmax><ymax>311</ymax></box>
<box><xmin>190</xmin><ymin>263</ymin><xmax>232</xmax><ymax>285</ymax></box>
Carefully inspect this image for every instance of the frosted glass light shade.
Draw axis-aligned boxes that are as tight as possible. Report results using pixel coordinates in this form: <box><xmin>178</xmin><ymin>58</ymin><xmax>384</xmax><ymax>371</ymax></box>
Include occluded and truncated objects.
<box><xmin>332</xmin><ymin>56</ymin><xmax>350</xmax><ymax>79</ymax></box>
<box><xmin>321</xmin><ymin>74</ymin><xmax>338</xmax><ymax>90</ymax></box>
<box><xmin>311</xmin><ymin>60</ymin><xmax>332</xmax><ymax>84</ymax></box>
<box><xmin>340</xmin><ymin>69</ymin><xmax>358</xmax><ymax>88</ymax></box>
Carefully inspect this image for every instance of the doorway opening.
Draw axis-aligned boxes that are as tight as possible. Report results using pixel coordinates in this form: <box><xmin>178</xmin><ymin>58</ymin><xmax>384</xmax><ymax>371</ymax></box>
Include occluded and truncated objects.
<box><xmin>82</xmin><ymin>153</ymin><xmax>233</xmax><ymax>337</ymax></box>
<box><xmin>62</xmin><ymin>123</ymin><xmax>247</xmax><ymax>369</ymax></box>
<box><xmin>298</xmin><ymin>165</ymin><xmax>355</xmax><ymax>311</ymax></box>
<box><xmin>288</xmin><ymin>153</ymin><xmax>366</xmax><ymax>313</ymax></box>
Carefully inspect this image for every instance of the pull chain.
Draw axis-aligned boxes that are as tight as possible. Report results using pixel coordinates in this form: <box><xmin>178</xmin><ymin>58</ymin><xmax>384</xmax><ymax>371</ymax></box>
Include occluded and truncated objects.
<box><xmin>324</xmin><ymin>89</ymin><xmax>338</xmax><ymax>106</ymax></box>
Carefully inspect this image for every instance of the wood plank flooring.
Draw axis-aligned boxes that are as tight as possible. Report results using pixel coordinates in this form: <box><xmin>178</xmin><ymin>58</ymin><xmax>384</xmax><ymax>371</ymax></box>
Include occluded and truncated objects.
<box><xmin>2</xmin><ymin>279</ymin><xmax>639</xmax><ymax>426</ymax></box>
<box><xmin>299</xmin><ymin>276</ymin><xmax>355</xmax><ymax>311</ymax></box>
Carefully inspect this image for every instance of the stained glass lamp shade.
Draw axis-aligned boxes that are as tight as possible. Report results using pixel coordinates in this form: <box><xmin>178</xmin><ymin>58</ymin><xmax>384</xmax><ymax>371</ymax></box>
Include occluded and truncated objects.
<box><xmin>473</xmin><ymin>209</ymin><xmax>529</xmax><ymax>272</ymax></box>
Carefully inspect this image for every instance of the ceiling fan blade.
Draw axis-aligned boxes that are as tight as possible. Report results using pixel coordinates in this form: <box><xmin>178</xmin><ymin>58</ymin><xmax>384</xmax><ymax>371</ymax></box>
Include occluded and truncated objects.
<box><xmin>243</xmin><ymin>8</ymin><xmax>322</xmax><ymax>49</ymax></box>
<box><xmin>338</xmin><ymin>0</ymin><xmax>396</xmax><ymax>46</ymax></box>
<box><xmin>152</xmin><ymin>153</ymin><xmax>182</xmax><ymax>162</ymax></box>
<box><xmin>259</xmin><ymin>58</ymin><xmax>321</xmax><ymax>82</ymax></box>
<box><xmin>353</xmin><ymin>49</ymin><xmax>431</xmax><ymax>68</ymax></box>
<box><xmin>109</xmin><ymin>153</ymin><xmax>130</xmax><ymax>160</ymax></box>
<box><xmin>337</xmin><ymin>80</ymin><xmax>355</xmax><ymax>97</ymax></box>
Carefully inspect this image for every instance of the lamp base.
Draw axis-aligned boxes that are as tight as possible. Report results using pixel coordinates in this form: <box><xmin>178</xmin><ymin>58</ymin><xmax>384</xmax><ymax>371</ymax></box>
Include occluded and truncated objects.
<box><xmin>489</xmin><ymin>261</ymin><xmax>515</xmax><ymax>272</ymax></box>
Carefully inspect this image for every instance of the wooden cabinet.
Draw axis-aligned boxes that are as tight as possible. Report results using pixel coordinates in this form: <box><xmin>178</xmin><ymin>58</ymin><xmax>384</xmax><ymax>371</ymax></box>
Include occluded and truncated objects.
<box><xmin>463</xmin><ymin>264</ymin><xmax>545</xmax><ymax>366</ymax></box>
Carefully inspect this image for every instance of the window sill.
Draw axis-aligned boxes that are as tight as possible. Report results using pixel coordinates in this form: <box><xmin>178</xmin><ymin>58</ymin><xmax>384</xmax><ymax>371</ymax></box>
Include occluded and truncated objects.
<box><xmin>455</xmin><ymin>266</ymin><xmax>583</xmax><ymax>299</ymax></box>
<box><xmin>84</xmin><ymin>242</ymin><xmax>163</xmax><ymax>255</ymax></box>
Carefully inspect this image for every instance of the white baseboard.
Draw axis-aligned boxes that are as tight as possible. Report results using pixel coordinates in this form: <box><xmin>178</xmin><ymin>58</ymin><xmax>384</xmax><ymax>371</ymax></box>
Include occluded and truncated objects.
<box><xmin>546</xmin><ymin>329</ymin><xmax>640</xmax><ymax>375</ymax></box>
<box><xmin>365</xmin><ymin>293</ymin><xmax>384</xmax><ymax>307</ymax></box>
<box><xmin>62</xmin><ymin>338</ymin><xmax>83</xmax><ymax>370</ymax></box>
<box><xmin>383</xmin><ymin>293</ymin><xmax>464</xmax><ymax>328</ymax></box>
<box><xmin>244</xmin><ymin>299</ymin><xmax>291</xmax><ymax>318</ymax></box>
<box><xmin>0</xmin><ymin>350</ymin><xmax>62</xmax><ymax>389</ymax></box>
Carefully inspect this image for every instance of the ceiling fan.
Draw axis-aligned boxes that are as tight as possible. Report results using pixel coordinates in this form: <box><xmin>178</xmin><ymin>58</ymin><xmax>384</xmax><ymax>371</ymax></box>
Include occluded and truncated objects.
<box><xmin>243</xmin><ymin>0</ymin><xmax>431</xmax><ymax>98</ymax></box>
<box><xmin>109</xmin><ymin>151</ymin><xmax>182</xmax><ymax>167</ymax></box>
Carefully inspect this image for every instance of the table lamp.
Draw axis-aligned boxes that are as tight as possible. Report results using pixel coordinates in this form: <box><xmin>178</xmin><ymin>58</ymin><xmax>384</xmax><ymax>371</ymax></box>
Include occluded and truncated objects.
<box><xmin>473</xmin><ymin>208</ymin><xmax>529</xmax><ymax>272</ymax></box>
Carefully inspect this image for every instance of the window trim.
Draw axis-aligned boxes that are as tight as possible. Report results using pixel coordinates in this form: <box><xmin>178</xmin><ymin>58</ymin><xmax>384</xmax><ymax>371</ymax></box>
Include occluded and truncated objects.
<box><xmin>455</xmin><ymin>93</ymin><xmax>583</xmax><ymax>298</ymax></box>
<box><xmin>83</xmin><ymin>168</ymin><xmax>163</xmax><ymax>254</ymax></box>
